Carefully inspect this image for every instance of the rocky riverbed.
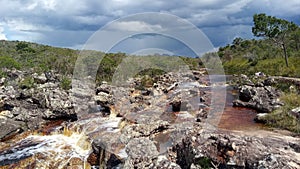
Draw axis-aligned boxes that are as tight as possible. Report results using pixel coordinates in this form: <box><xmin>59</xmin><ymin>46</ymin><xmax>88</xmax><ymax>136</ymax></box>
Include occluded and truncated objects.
<box><xmin>0</xmin><ymin>69</ymin><xmax>300</xmax><ymax>168</ymax></box>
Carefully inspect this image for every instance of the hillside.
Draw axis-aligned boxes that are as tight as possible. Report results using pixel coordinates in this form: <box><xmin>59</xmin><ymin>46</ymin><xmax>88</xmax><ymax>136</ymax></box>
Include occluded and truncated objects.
<box><xmin>0</xmin><ymin>40</ymin><xmax>202</xmax><ymax>84</ymax></box>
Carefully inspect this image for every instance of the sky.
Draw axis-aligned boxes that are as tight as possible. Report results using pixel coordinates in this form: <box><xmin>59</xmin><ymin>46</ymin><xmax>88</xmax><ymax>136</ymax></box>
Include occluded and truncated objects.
<box><xmin>0</xmin><ymin>0</ymin><xmax>299</xmax><ymax>56</ymax></box>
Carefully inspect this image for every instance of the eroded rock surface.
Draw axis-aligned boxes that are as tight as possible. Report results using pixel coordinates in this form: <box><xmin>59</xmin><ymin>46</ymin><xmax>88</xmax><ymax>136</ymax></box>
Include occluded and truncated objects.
<box><xmin>233</xmin><ymin>75</ymin><xmax>282</xmax><ymax>113</ymax></box>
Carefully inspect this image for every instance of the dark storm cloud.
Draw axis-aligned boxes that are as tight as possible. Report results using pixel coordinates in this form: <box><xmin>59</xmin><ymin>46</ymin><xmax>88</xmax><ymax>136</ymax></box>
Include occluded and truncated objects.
<box><xmin>0</xmin><ymin>0</ymin><xmax>299</xmax><ymax>54</ymax></box>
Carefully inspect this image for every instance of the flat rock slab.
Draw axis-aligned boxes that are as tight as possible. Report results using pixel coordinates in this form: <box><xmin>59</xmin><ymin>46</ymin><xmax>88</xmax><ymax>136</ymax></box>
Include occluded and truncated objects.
<box><xmin>0</xmin><ymin>119</ymin><xmax>24</xmax><ymax>141</ymax></box>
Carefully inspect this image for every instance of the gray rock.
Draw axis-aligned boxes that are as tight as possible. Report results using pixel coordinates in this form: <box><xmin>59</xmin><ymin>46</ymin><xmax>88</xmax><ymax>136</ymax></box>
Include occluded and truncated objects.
<box><xmin>123</xmin><ymin>138</ymin><xmax>159</xmax><ymax>168</ymax></box>
<box><xmin>33</xmin><ymin>73</ymin><xmax>47</xmax><ymax>84</ymax></box>
<box><xmin>290</xmin><ymin>107</ymin><xmax>300</xmax><ymax>119</ymax></box>
<box><xmin>0</xmin><ymin>118</ymin><xmax>24</xmax><ymax>140</ymax></box>
<box><xmin>254</xmin><ymin>113</ymin><xmax>268</xmax><ymax>123</ymax></box>
<box><xmin>233</xmin><ymin>85</ymin><xmax>282</xmax><ymax>113</ymax></box>
<box><xmin>0</xmin><ymin>77</ymin><xmax>5</xmax><ymax>85</ymax></box>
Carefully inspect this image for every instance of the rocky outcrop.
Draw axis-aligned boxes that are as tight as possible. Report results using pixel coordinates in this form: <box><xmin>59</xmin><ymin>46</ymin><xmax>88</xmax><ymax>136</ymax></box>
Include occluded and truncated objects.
<box><xmin>233</xmin><ymin>75</ymin><xmax>282</xmax><ymax>113</ymax></box>
<box><xmin>169</xmin><ymin>130</ymin><xmax>300</xmax><ymax>169</ymax></box>
<box><xmin>0</xmin><ymin>69</ymin><xmax>76</xmax><ymax>137</ymax></box>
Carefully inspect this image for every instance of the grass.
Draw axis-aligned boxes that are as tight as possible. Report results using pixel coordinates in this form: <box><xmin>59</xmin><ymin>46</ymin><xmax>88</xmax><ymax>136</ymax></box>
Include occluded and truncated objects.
<box><xmin>19</xmin><ymin>76</ymin><xmax>35</xmax><ymax>89</ymax></box>
<box><xmin>262</xmin><ymin>92</ymin><xmax>300</xmax><ymax>133</ymax></box>
<box><xmin>60</xmin><ymin>76</ymin><xmax>72</xmax><ymax>90</ymax></box>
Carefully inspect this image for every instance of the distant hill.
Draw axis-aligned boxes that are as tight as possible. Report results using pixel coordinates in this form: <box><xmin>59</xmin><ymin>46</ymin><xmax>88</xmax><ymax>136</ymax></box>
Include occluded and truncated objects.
<box><xmin>0</xmin><ymin>40</ymin><xmax>202</xmax><ymax>84</ymax></box>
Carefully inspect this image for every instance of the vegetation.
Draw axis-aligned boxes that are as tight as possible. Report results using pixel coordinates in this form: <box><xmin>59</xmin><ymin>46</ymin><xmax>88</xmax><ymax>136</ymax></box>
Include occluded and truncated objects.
<box><xmin>0</xmin><ymin>56</ymin><xmax>21</xmax><ymax>69</ymax></box>
<box><xmin>0</xmin><ymin>40</ymin><xmax>202</xmax><ymax>86</ymax></box>
<box><xmin>60</xmin><ymin>76</ymin><xmax>72</xmax><ymax>90</ymax></box>
<box><xmin>19</xmin><ymin>76</ymin><xmax>35</xmax><ymax>89</ymax></box>
<box><xmin>220</xmin><ymin>13</ymin><xmax>300</xmax><ymax>76</ymax></box>
<box><xmin>262</xmin><ymin>92</ymin><xmax>300</xmax><ymax>133</ymax></box>
<box><xmin>252</xmin><ymin>13</ymin><xmax>298</xmax><ymax>67</ymax></box>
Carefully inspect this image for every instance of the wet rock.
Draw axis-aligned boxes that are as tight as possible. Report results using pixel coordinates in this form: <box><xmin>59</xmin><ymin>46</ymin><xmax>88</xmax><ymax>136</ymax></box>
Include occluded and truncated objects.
<box><xmin>0</xmin><ymin>118</ymin><xmax>24</xmax><ymax>141</ymax></box>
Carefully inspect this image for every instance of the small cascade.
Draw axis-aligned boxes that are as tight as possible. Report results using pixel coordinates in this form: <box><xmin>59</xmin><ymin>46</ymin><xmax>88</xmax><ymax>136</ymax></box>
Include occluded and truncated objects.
<box><xmin>0</xmin><ymin>129</ymin><xmax>92</xmax><ymax>168</ymax></box>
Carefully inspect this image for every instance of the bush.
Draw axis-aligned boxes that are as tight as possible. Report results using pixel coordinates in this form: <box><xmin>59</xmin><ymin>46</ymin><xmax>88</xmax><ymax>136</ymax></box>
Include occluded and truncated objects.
<box><xmin>19</xmin><ymin>76</ymin><xmax>35</xmax><ymax>89</ymax></box>
<box><xmin>262</xmin><ymin>93</ymin><xmax>300</xmax><ymax>133</ymax></box>
<box><xmin>60</xmin><ymin>76</ymin><xmax>72</xmax><ymax>90</ymax></box>
<box><xmin>0</xmin><ymin>56</ymin><xmax>21</xmax><ymax>69</ymax></box>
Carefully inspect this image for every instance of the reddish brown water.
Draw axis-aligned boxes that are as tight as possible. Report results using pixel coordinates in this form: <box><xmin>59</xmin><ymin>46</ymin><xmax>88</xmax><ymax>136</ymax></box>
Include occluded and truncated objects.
<box><xmin>218</xmin><ymin>87</ymin><xmax>264</xmax><ymax>131</ymax></box>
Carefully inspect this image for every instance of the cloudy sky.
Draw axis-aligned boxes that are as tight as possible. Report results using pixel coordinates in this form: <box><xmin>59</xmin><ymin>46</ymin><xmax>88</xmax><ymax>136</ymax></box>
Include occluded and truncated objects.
<box><xmin>0</xmin><ymin>0</ymin><xmax>299</xmax><ymax>56</ymax></box>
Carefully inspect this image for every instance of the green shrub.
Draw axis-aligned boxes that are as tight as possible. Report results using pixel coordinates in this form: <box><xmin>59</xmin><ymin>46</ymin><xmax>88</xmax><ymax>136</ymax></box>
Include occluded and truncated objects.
<box><xmin>223</xmin><ymin>58</ymin><xmax>250</xmax><ymax>75</ymax></box>
<box><xmin>141</xmin><ymin>75</ymin><xmax>154</xmax><ymax>88</ymax></box>
<box><xmin>195</xmin><ymin>157</ymin><xmax>212</xmax><ymax>169</ymax></box>
<box><xmin>60</xmin><ymin>76</ymin><xmax>72</xmax><ymax>90</ymax></box>
<box><xmin>263</xmin><ymin>92</ymin><xmax>300</xmax><ymax>133</ymax></box>
<box><xmin>19</xmin><ymin>76</ymin><xmax>35</xmax><ymax>89</ymax></box>
<box><xmin>0</xmin><ymin>56</ymin><xmax>21</xmax><ymax>69</ymax></box>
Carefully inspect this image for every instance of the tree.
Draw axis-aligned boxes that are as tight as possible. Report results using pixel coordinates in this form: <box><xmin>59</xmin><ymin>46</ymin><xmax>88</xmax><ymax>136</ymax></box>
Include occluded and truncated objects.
<box><xmin>290</xmin><ymin>28</ymin><xmax>300</xmax><ymax>51</ymax></box>
<box><xmin>252</xmin><ymin>13</ymin><xmax>298</xmax><ymax>67</ymax></box>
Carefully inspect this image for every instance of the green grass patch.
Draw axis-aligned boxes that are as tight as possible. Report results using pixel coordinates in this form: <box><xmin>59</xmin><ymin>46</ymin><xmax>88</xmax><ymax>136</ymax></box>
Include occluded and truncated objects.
<box><xmin>19</xmin><ymin>76</ymin><xmax>35</xmax><ymax>89</ymax></box>
<box><xmin>263</xmin><ymin>92</ymin><xmax>300</xmax><ymax>133</ymax></box>
<box><xmin>60</xmin><ymin>76</ymin><xmax>72</xmax><ymax>90</ymax></box>
<box><xmin>0</xmin><ymin>56</ymin><xmax>21</xmax><ymax>69</ymax></box>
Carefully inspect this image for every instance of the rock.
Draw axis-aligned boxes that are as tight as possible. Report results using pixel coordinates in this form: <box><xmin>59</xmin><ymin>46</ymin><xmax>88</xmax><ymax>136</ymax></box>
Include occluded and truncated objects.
<box><xmin>0</xmin><ymin>77</ymin><xmax>5</xmax><ymax>85</ymax></box>
<box><xmin>255</xmin><ymin>72</ymin><xmax>265</xmax><ymax>77</ymax></box>
<box><xmin>239</xmin><ymin>74</ymin><xmax>254</xmax><ymax>86</ymax></box>
<box><xmin>33</xmin><ymin>73</ymin><xmax>47</xmax><ymax>84</ymax></box>
<box><xmin>239</xmin><ymin>85</ymin><xmax>255</xmax><ymax>102</ymax></box>
<box><xmin>290</xmin><ymin>107</ymin><xmax>300</xmax><ymax>119</ymax></box>
<box><xmin>0</xmin><ymin>118</ymin><xmax>24</xmax><ymax>141</ymax></box>
<box><xmin>169</xmin><ymin>132</ymin><xmax>300</xmax><ymax>169</ymax></box>
<box><xmin>233</xmin><ymin>84</ymin><xmax>282</xmax><ymax>113</ymax></box>
<box><xmin>120</xmin><ymin>120</ymin><xmax>170</xmax><ymax>144</ymax></box>
<box><xmin>0</xmin><ymin>110</ymin><xmax>14</xmax><ymax>118</ymax></box>
<box><xmin>124</xmin><ymin>138</ymin><xmax>159</xmax><ymax>168</ymax></box>
<box><xmin>42</xmin><ymin>109</ymin><xmax>77</xmax><ymax>121</ymax></box>
<box><xmin>170</xmin><ymin>98</ymin><xmax>181</xmax><ymax>112</ymax></box>
<box><xmin>96</xmin><ymin>83</ymin><xmax>111</xmax><ymax>95</ymax></box>
<box><xmin>44</xmin><ymin>71</ymin><xmax>57</xmax><ymax>82</ymax></box>
<box><xmin>126</xmin><ymin>138</ymin><xmax>159</xmax><ymax>158</ymax></box>
<box><xmin>165</xmin><ymin>83</ymin><xmax>178</xmax><ymax>93</ymax></box>
<box><xmin>263</xmin><ymin>77</ymin><xmax>275</xmax><ymax>86</ymax></box>
<box><xmin>94</xmin><ymin>92</ymin><xmax>114</xmax><ymax>106</ymax></box>
<box><xmin>254</xmin><ymin>113</ymin><xmax>268</xmax><ymax>123</ymax></box>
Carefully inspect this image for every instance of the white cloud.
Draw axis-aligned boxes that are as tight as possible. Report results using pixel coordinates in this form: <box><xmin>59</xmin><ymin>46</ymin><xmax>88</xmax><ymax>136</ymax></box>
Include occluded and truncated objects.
<box><xmin>108</xmin><ymin>21</ymin><xmax>164</xmax><ymax>32</ymax></box>
<box><xmin>0</xmin><ymin>26</ymin><xmax>7</xmax><ymax>40</ymax></box>
<box><xmin>5</xmin><ymin>19</ymin><xmax>52</xmax><ymax>31</ymax></box>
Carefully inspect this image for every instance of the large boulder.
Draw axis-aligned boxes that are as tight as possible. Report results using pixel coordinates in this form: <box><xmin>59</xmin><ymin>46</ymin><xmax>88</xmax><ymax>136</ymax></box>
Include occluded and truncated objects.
<box><xmin>233</xmin><ymin>85</ymin><xmax>282</xmax><ymax>113</ymax></box>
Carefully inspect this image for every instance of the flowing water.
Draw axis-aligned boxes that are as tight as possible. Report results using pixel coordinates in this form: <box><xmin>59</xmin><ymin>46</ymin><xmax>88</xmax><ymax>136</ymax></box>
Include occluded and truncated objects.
<box><xmin>0</xmin><ymin>75</ymin><xmax>264</xmax><ymax>168</ymax></box>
